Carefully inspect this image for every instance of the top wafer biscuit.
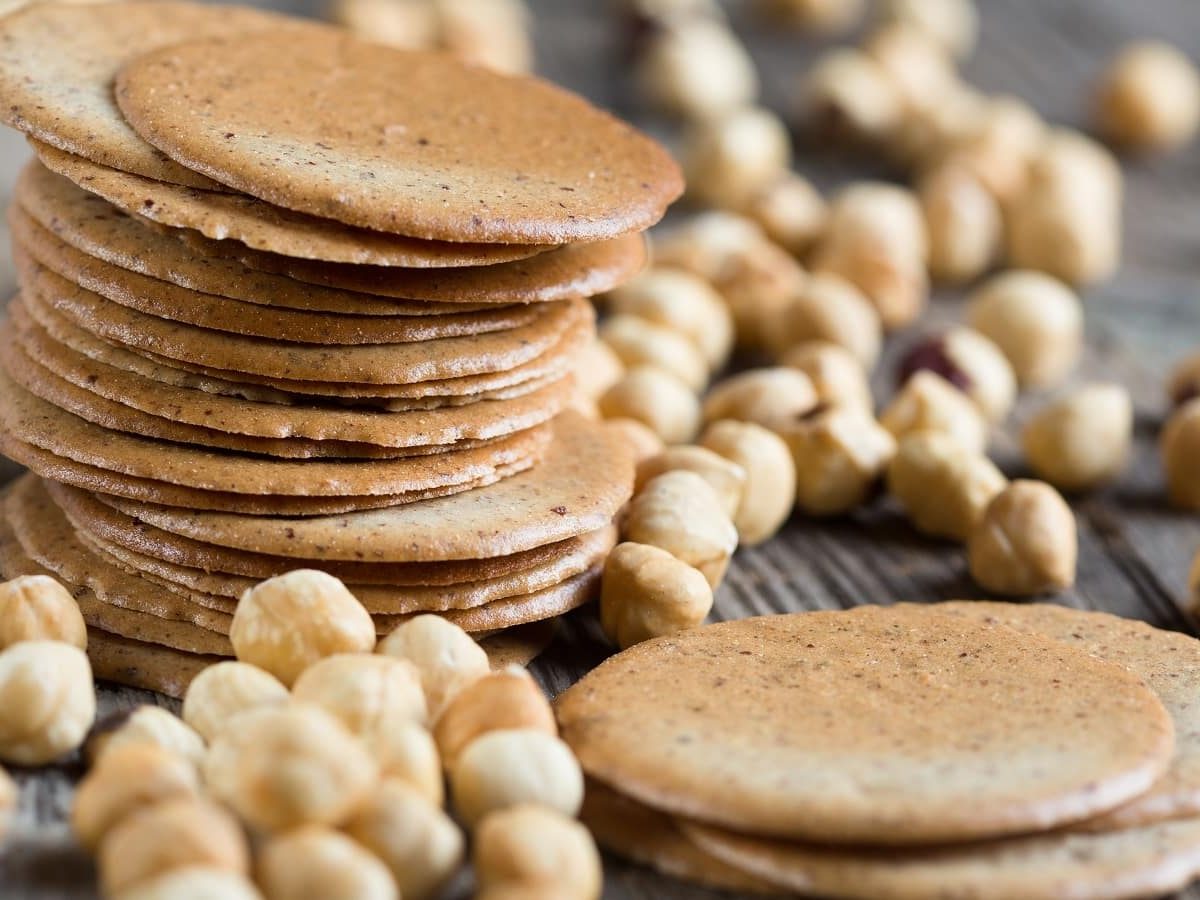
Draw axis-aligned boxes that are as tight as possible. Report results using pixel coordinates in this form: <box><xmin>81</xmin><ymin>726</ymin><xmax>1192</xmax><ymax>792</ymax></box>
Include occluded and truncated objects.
<box><xmin>114</xmin><ymin>29</ymin><xmax>684</xmax><ymax>243</ymax></box>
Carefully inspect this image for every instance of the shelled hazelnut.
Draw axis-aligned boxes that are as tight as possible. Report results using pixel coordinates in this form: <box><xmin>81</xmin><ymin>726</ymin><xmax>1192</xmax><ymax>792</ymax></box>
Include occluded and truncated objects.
<box><xmin>889</xmin><ymin>82</ymin><xmax>985</xmax><ymax>170</ymax></box>
<box><xmin>1189</xmin><ymin>551</ymin><xmax>1200</xmax><ymax>617</ymax></box>
<box><xmin>107</xmin><ymin>867</ymin><xmax>263</xmax><ymax>900</ymax></box>
<box><xmin>230</xmin><ymin>570</ymin><xmax>376</xmax><ymax>686</ymax></box>
<box><xmin>699</xmin><ymin>420</ymin><xmax>797</xmax><ymax>545</ymax></box>
<box><xmin>887</xmin><ymin>430</ymin><xmax>1007</xmax><ymax>541</ymax></box>
<box><xmin>880</xmin><ymin>371</ymin><xmax>988</xmax><ymax>453</ymax></box>
<box><xmin>635</xmin><ymin>446</ymin><xmax>747</xmax><ymax>518</ymax></box>
<box><xmin>433</xmin><ymin>667</ymin><xmax>556</xmax><ymax>768</ymax></box>
<box><xmin>292</xmin><ymin>654</ymin><xmax>427</xmax><ymax>737</ymax></box>
<box><xmin>781</xmin><ymin>342</ymin><xmax>873</xmax><ymax>412</ymax></box>
<box><xmin>864</xmin><ymin>23</ymin><xmax>959</xmax><ymax>115</ymax></box>
<box><xmin>599</xmin><ymin>314</ymin><xmax>709</xmax><ymax>392</ymax></box>
<box><xmin>0</xmin><ymin>640</ymin><xmax>94</xmax><ymax>766</ymax></box>
<box><xmin>968</xmin><ymin>480</ymin><xmax>1077</xmax><ymax>595</ymax></box>
<box><xmin>782</xmin><ymin>408</ymin><xmax>897</xmax><ymax>516</ymax></box>
<box><xmin>0</xmin><ymin>575</ymin><xmax>86</xmax><ymax>650</ymax></box>
<box><xmin>437</xmin><ymin>0</ymin><xmax>532</xmax><ymax>75</ymax></box>
<box><xmin>879</xmin><ymin>0</ymin><xmax>978</xmax><ymax>60</ymax></box>
<box><xmin>598</xmin><ymin>366</ymin><xmax>701</xmax><ymax>445</ymax></box>
<box><xmin>768</xmin><ymin>272</ymin><xmax>883</xmax><ymax>369</ymax></box>
<box><xmin>573</xmin><ymin>339</ymin><xmax>625</xmax><ymax>402</ymax></box>
<box><xmin>938</xmin><ymin>94</ymin><xmax>1045</xmax><ymax>202</ymax></box>
<box><xmin>87</xmin><ymin>705</ymin><xmax>205</xmax><ymax>771</ymax></box>
<box><xmin>701</xmin><ymin>367</ymin><xmax>819</xmax><ymax>432</ymax></box>
<box><xmin>623</xmin><ymin>470</ymin><xmax>739</xmax><ymax>587</ymax></box>
<box><xmin>376</xmin><ymin>615</ymin><xmax>489</xmax><ymax>720</ymax></box>
<box><xmin>257</xmin><ymin>826</ymin><xmax>398</xmax><ymax>900</ymax></box>
<box><xmin>636</xmin><ymin>18</ymin><xmax>758</xmax><ymax>120</ymax></box>
<box><xmin>329</xmin><ymin>0</ymin><xmax>439</xmax><ymax>51</ymax></box>
<box><xmin>740</xmin><ymin>173</ymin><xmax>827</xmax><ymax>257</ymax></box>
<box><xmin>1096</xmin><ymin>41</ymin><xmax>1200</xmax><ymax>152</ymax></box>
<box><xmin>602</xmin><ymin>418</ymin><xmax>666</xmax><ymax>465</ymax></box>
<box><xmin>343</xmin><ymin>778</ymin><xmax>463</xmax><ymax>900</ymax></box>
<box><xmin>801</xmin><ymin>49</ymin><xmax>904</xmax><ymax>144</ymax></box>
<box><xmin>897</xmin><ymin>327</ymin><xmax>1016</xmax><ymax>425</ymax></box>
<box><xmin>1162</xmin><ymin>399</ymin><xmax>1200</xmax><ymax>510</ymax></box>
<box><xmin>474</xmin><ymin>805</ymin><xmax>602</xmax><ymax>900</ymax></box>
<box><xmin>966</xmin><ymin>270</ymin><xmax>1083</xmax><ymax>388</ymax></box>
<box><xmin>1023</xmin><ymin>384</ymin><xmax>1133</xmax><ymax>492</ymax></box>
<box><xmin>182</xmin><ymin>661</ymin><xmax>289</xmax><ymax>744</ymax></box>
<box><xmin>757</xmin><ymin>0</ymin><xmax>864</xmax><ymax>34</ymax></box>
<box><xmin>367</xmin><ymin>720</ymin><xmax>443</xmax><ymax>805</ymax></box>
<box><xmin>1168</xmin><ymin>352</ymin><xmax>1200</xmax><ymax>409</ymax></box>
<box><xmin>918</xmin><ymin>160</ymin><xmax>1002</xmax><ymax>284</ymax></box>
<box><xmin>683</xmin><ymin>106</ymin><xmax>792</xmax><ymax>210</ymax></box>
<box><xmin>0</xmin><ymin>766</ymin><xmax>14</xmax><ymax>842</ymax></box>
<box><xmin>600</xmin><ymin>542</ymin><xmax>714</xmax><ymax>649</ymax></box>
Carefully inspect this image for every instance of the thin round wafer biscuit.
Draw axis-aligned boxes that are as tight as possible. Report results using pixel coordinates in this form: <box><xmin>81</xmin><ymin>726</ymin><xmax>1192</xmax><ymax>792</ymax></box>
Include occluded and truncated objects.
<box><xmin>556</xmin><ymin>607</ymin><xmax>1176</xmax><ymax>846</ymax></box>
<box><xmin>115</xmin><ymin>29</ymin><xmax>682</xmax><ymax>243</ymax></box>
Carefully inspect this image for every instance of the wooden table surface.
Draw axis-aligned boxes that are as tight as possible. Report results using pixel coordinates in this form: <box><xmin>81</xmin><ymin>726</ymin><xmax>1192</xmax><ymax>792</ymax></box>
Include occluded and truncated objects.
<box><xmin>3</xmin><ymin>0</ymin><xmax>1200</xmax><ymax>897</ymax></box>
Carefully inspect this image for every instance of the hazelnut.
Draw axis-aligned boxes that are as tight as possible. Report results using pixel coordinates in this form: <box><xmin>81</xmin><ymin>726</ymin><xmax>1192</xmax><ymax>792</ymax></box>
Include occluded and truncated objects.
<box><xmin>204</xmin><ymin>705</ymin><xmax>378</xmax><ymax>833</ymax></box>
<box><xmin>966</xmin><ymin>270</ymin><xmax>1083</xmax><ymax>388</ymax></box>
<box><xmin>780</xmin><ymin>341</ymin><xmax>873</xmax><ymax>412</ymax></box>
<box><xmin>599</xmin><ymin>314</ymin><xmax>709</xmax><ymax>392</ymax></box>
<box><xmin>573</xmin><ymin>339</ymin><xmax>625</xmax><ymax>401</ymax></box>
<box><xmin>474</xmin><ymin>805</ymin><xmax>602</xmax><ymax>900</ymax></box>
<box><xmin>437</xmin><ymin>0</ymin><xmax>532</xmax><ymax>75</ymax></box>
<box><xmin>117</xmin><ymin>867</ymin><xmax>263</xmax><ymax>900</ymax></box>
<box><xmin>635</xmin><ymin>446</ymin><xmax>747</xmax><ymax>518</ymax></box>
<box><xmin>889</xmin><ymin>82</ymin><xmax>985</xmax><ymax>170</ymax></box>
<box><xmin>0</xmin><ymin>640</ymin><xmax>94</xmax><ymax>766</ymax></box>
<box><xmin>0</xmin><ymin>766</ymin><xmax>17</xmax><ymax>842</ymax></box>
<box><xmin>1162</xmin><ymin>399</ymin><xmax>1200</xmax><ymax>510</ymax></box>
<box><xmin>87</xmin><ymin>705</ymin><xmax>205</xmax><ymax>771</ymax></box>
<box><xmin>449</xmin><ymin>728</ymin><xmax>584</xmax><ymax>828</ymax></box>
<box><xmin>683</xmin><ymin>106</ymin><xmax>792</xmax><ymax>210</ymax></box>
<box><xmin>1168</xmin><ymin>352</ymin><xmax>1200</xmax><ymax>409</ymax></box>
<box><xmin>636</xmin><ymin>18</ymin><xmax>757</xmax><ymax>120</ymax></box>
<box><xmin>600</xmin><ymin>542</ymin><xmax>714</xmax><ymax>649</ymax></box>
<box><xmin>257</xmin><ymin>826</ymin><xmax>398</xmax><ymax>900</ymax></box>
<box><xmin>1097</xmin><ymin>41</ymin><xmax>1200</xmax><ymax>152</ymax></box>
<box><xmin>376</xmin><ymin>614</ymin><xmax>489</xmax><ymax>719</ymax></box>
<box><xmin>781</xmin><ymin>408</ymin><xmax>897</xmax><ymax>516</ymax></box>
<box><xmin>864</xmin><ymin>23</ymin><xmax>958</xmax><ymax>115</ymax></box>
<box><xmin>739</xmin><ymin>172</ymin><xmax>827</xmax><ymax>257</ymax></box>
<box><xmin>602</xmin><ymin>417</ymin><xmax>666</xmax><ymax>466</ymax></box>
<box><xmin>968</xmin><ymin>480</ymin><xmax>1077</xmax><ymax>595</ymax></box>
<box><xmin>758</xmin><ymin>0</ymin><xmax>864</xmax><ymax>34</ymax></box>
<box><xmin>803</xmin><ymin>49</ymin><xmax>904</xmax><ymax>144</ymax></box>
<box><xmin>879</xmin><ymin>0</ymin><xmax>978</xmax><ymax>59</ymax></box>
<box><xmin>918</xmin><ymin>160</ymin><xmax>1002</xmax><ymax>284</ymax></box>
<box><xmin>0</xmin><ymin>575</ymin><xmax>86</xmax><ymax>650</ymax></box>
<box><xmin>880</xmin><ymin>371</ymin><xmax>988</xmax><ymax>453</ymax></box>
<box><xmin>292</xmin><ymin>653</ymin><xmax>426</xmax><ymax>731</ymax></box>
<box><xmin>623</xmin><ymin>470</ymin><xmax>739</xmax><ymax>587</ymax></box>
<box><xmin>330</xmin><ymin>0</ymin><xmax>439</xmax><ymax>50</ymax></box>
<box><xmin>700</xmin><ymin>420</ymin><xmax>797</xmax><ymax>545</ymax></box>
<box><xmin>898</xmin><ymin>327</ymin><xmax>1016</xmax><ymax>425</ymax></box>
<box><xmin>182</xmin><ymin>661</ymin><xmax>289</xmax><ymax>744</ymax></box>
<box><xmin>230</xmin><ymin>570</ymin><xmax>376</xmax><ymax>686</ymax></box>
<box><xmin>368</xmin><ymin>720</ymin><xmax>443</xmax><ymax>805</ymax></box>
<box><xmin>1190</xmin><ymin>550</ymin><xmax>1200</xmax><ymax>617</ymax></box>
<box><xmin>940</xmin><ymin>94</ymin><xmax>1045</xmax><ymax>202</ymax></box>
<box><xmin>72</xmin><ymin>742</ymin><xmax>201</xmax><ymax>853</ymax></box>
<box><xmin>1023</xmin><ymin>384</ymin><xmax>1133</xmax><ymax>492</ymax></box>
<box><xmin>605</xmin><ymin>268</ymin><xmax>734</xmax><ymax>373</ymax></box>
<box><xmin>887</xmin><ymin>430</ymin><xmax>1007</xmax><ymax>541</ymax></box>
<box><xmin>701</xmin><ymin>367</ymin><xmax>819</xmax><ymax>432</ymax></box>
<box><xmin>768</xmin><ymin>272</ymin><xmax>883</xmax><ymax>369</ymax></box>
<box><xmin>824</xmin><ymin>181</ymin><xmax>929</xmax><ymax>263</ymax></box>
<box><xmin>343</xmin><ymin>778</ymin><xmax>463</xmax><ymax>900</ymax></box>
<box><xmin>598</xmin><ymin>366</ymin><xmax>701</xmax><ymax>445</ymax></box>
<box><xmin>98</xmin><ymin>798</ymin><xmax>249</xmax><ymax>897</ymax></box>
<box><xmin>433</xmin><ymin>667</ymin><xmax>556</xmax><ymax>768</ymax></box>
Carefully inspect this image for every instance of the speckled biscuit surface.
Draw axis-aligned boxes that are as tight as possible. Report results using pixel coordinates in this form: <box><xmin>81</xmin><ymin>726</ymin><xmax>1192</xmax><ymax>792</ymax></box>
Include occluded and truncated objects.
<box><xmin>556</xmin><ymin>606</ymin><xmax>1176</xmax><ymax>846</ymax></box>
<box><xmin>114</xmin><ymin>29</ymin><xmax>682</xmax><ymax>243</ymax></box>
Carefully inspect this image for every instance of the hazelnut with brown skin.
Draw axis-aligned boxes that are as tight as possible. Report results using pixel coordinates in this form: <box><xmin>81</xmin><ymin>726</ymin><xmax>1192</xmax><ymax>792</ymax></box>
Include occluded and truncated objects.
<box><xmin>1162</xmin><ymin>399</ymin><xmax>1200</xmax><ymax>510</ymax></box>
<box><xmin>898</xmin><ymin>327</ymin><xmax>1016</xmax><ymax>425</ymax></box>
<box><xmin>683</xmin><ymin>106</ymin><xmax>792</xmax><ymax>210</ymax></box>
<box><xmin>636</xmin><ymin>18</ymin><xmax>757</xmax><ymax>121</ymax></box>
<box><xmin>968</xmin><ymin>480</ymin><xmax>1077</xmax><ymax>595</ymax></box>
<box><xmin>699</xmin><ymin>420</ymin><xmax>797</xmax><ymax>545</ymax></box>
<box><xmin>881</xmin><ymin>371</ymin><xmax>988</xmax><ymax>454</ymax></box>
<box><xmin>0</xmin><ymin>575</ymin><xmax>86</xmax><ymax>651</ymax></box>
<box><xmin>769</xmin><ymin>272</ymin><xmax>883</xmax><ymax>369</ymax></box>
<box><xmin>474</xmin><ymin>805</ymin><xmax>602</xmax><ymax>900</ymax></box>
<box><xmin>598</xmin><ymin>366</ymin><xmax>701</xmax><ymax>445</ymax></box>
<box><xmin>802</xmin><ymin>49</ymin><xmax>904</xmax><ymax>145</ymax></box>
<box><xmin>1097</xmin><ymin>41</ymin><xmax>1200</xmax><ymax>153</ymax></box>
<box><xmin>701</xmin><ymin>367</ymin><xmax>820</xmax><ymax>432</ymax></box>
<box><xmin>1023</xmin><ymin>384</ymin><xmax>1133</xmax><ymax>492</ymax></box>
<box><xmin>781</xmin><ymin>407</ymin><xmax>897</xmax><ymax>516</ymax></box>
<box><xmin>600</xmin><ymin>542</ymin><xmax>714</xmax><ymax>649</ymax></box>
<box><xmin>781</xmin><ymin>342</ymin><xmax>873</xmax><ymax>412</ymax></box>
<box><xmin>1168</xmin><ymin>352</ymin><xmax>1200</xmax><ymax>410</ymax></box>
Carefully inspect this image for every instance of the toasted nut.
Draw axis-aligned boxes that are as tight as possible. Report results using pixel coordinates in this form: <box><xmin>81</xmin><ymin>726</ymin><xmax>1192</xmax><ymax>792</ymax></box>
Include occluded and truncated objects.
<box><xmin>257</xmin><ymin>825</ymin><xmax>398</xmax><ymax>900</ymax></box>
<box><xmin>0</xmin><ymin>575</ymin><xmax>86</xmax><ymax>651</ymax></box>
<box><xmin>0</xmin><ymin>640</ymin><xmax>94</xmax><ymax>766</ymax></box>
<box><xmin>0</xmin><ymin>766</ymin><xmax>17</xmax><ymax>842</ymax></box>
<box><xmin>939</xmin><ymin>94</ymin><xmax>1045</xmax><ymax>202</ymax></box>
<box><xmin>803</xmin><ymin>49</ymin><xmax>904</xmax><ymax>144</ymax></box>
<box><xmin>623</xmin><ymin>470</ymin><xmax>739</xmax><ymax>586</ymax></box>
<box><xmin>98</xmin><ymin>798</ymin><xmax>249</xmax><ymax>897</ymax></box>
<box><xmin>376</xmin><ymin>615</ymin><xmax>489</xmax><ymax>720</ymax></box>
<box><xmin>204</xmin><ymin>705</ymin><xmax>378</xmax><ymax>833</ymax></box>
<box><xmin>72</xmin><ymin>742</ymin><xmax>201</xmax><ymax>854</ymax></box>
<box><xmin>450</xmin><ymin>729</ymin><xmax>584</xmax><ymax>828</ymax></box>
<box><xmin>600</xmin><ymin>314</ymin><xmax>709</xmax><ymax>392</ymax></box>
<box><xmin>344</xmin><ymin>778</ymin><xmax>463</xmax><ymax>900</ymax></box>
<box><xmin>888</xmin><ymin>82</ymin><xmax>985</xmax><ymax>170</ymax></box>
<box><xmin>968</xmin><ymin>480</ymin><xmax>1077</xmax><ymax>595</ymax></box>
<box><xmin>475</xmin><ymin>805</ymin><xmax>602</xmax><ymax>900</ymax></box>
<box><xmin>781</xmin><ymin>342</ymin><xmax>873</xmax><ymax>412</ymax></box>
<box><xmin>437</xmin><ymin>0</ymin><xmax>532</xmax><ymax>75</ymax></box>
<box><xmin>1023</xmin><ymin>384</ymin><xmax>1133</xmax><ymax>492</ymax></box>
<box><xmin>683</xmin><ymin>106</ymin><xmax>792</xmax><ymax>210</ymax></box>
<box><xmin>699</xmin><ymin>420</ymin><xmax>796</xmax><ymax>544</ymax></box>
<box><xmin>433</xmin><ymin>667</ymin><xmax>555</xmax><ymax>768</ymax></box>
<box><xmin>636</xmin><ymin>18</ymin><xmax>757</xmax><ymax>120</ymax></box>
<box><xmin>598</xmin><ymin>366</ymin><xmax>701</xmax><ymax>445</ymax></box>
<box><xmin>898</xmin><ymin>327</ymin><xmax>1016</xmax><ymax>425</ymax></box>
<box><xmin>116</xmin><ymin>867</ymin><xmax>263</xmax><ymax>900</ymax></box>
<box><xmin>603</xmin><ymin>418</ymin><xmax>666</xmax><ymax>466</ymax></box>
<box><xmin>605</xmin><ymin>268</ymin><xmax>734</xmax><ymax>372</ymax></box>
<box><xmin>651</xmin><ymin>211</ymin><xmax>766</xmax><ymax>282</ymax></box>
<box><xmin>293</xmin><ymin>654</ymin><xmax>426</xmax><ymax>731</ymax></box>
<box><xmin>769</xmin><ymin>272</ymin><xmax>882</xmax><ymax>368</ymax></box>
<box><xmin>600</xmin><ymin>542</ymin><xmax>713</xmax><ymax>649</ymax></box>
<box><xmin>887</xmin><ymin>431</ymin><xmax>1007</xmax><ymax>541</ymax></box>
<box><xmin>230</xmin><ymin>570</ymin><xmax>375</xmax><ymax>686</ymax></box>
<box><xmin>758</xmin><ymin>0</ymin><xmax>864</xmax><ymax>34</ymax></box>
<box><xmin>1168</xmin><ymin>352</ymin><xmax>1200</xmax><ymax>409</ymax></box>
<box><xmin>919</xmin><ymin>160</ymin><xmax>1001</xmax><ymax>284</ymax></box>
<box><xmin>182</xmin><ymin>661</ymin><xmax>289</xmax><ymax>744</ymax></box>
<box><xmin>864</xmin><ymin>23</ymin><xmax>958</xmax><ymax>115</ymax></box>
<box><xmin>740</xmin><ymin>173</ymin><xmax>827</xmax><ymax>257</ymax></box>
<box><xmin>330</xmin><ymin>0</ymin><xmax>439</xmax><ymax>50</ymax></box>
<box><xmin>1097</xmin><ymin>41</ymin><xmax>1200</xmax><ymax>152</ymax></box>
<box><xmin>573</xmin><ymin>339</ymin><xmax>625</xmax><ymax>401</ymax></box>
<box><xmin>87</xmin><ymin>705</ymin><xmax>205</xmax><ymax>771</ymax></box>
<box><xmin>636</xmin><ymin>446</ymin><xmax>747</xmax><ymax>518</ymax></box>
<box><xmin>966</xmin><ymin>270</ymin><xmax>1083</xmax><ymax>388</ymax></box>
<box><xmin>879</xmin><ymin>0</ymin><xmax>977</xmax><ymax>59</ymax></box>
<box><xmin>881</xmin><ymin>371</ymin><xmax>988</xmax><ymax>453</ymax></box>
<box><xmin>1162</xmin><ymin>399</ymin><xmax>1200</xmax><ymax>510</ymax></box>
<box><xmin>367</xmin><ymin>720</ymin><xmax>442</xmax><ymax>805</ymax></box>
<box><xmin>702</xmin><ymin>367</ymin><xmax>819</xmax><ymax>432</ymax></box>
<box><xmin>782</xmin><ymin>408</ymin><xmax>896</xmax><ymax>515</ymax></box>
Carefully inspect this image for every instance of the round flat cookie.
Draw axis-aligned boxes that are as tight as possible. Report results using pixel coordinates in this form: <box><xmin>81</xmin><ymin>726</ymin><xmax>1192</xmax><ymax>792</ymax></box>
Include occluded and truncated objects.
<box><xmin>114</xmin><ymin>29</ymin><xmax>682</xmax><ymax>243</ymax></box>
<box><xmin>480</xmin><ymin>620</ymin><xmax>558</xmax><ymax>671</ymax></box>
<box><xmin>99</xmin><ymin>414</ymin><xmax>636</xmax><ymax>562</ymax></box>
<box><xmin>0</xmin><ymin>0</ymin><xmax>285</xmax><ymax>187</ymax></box>
<box><xmin>33</xmin><ymin>142</ymin><xmax>552</xmax><ymax>267</ymax></box>
<box><xmin>556</xmin><ymin>606</ymin><xmax>1176</xmax><ymax>846</ymax></box>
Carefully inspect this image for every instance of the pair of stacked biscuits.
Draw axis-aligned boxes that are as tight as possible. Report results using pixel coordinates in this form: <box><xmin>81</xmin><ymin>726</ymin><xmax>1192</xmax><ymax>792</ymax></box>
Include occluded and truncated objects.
<box><xmin>561</xmin><ymin>603</ymin><xmax>1200</xmax><ymax>899</ymax></box>
<box><xmin>0</xmin><ymin>1</ymin><xmax>682</xmax><ymax>696</ymax></box>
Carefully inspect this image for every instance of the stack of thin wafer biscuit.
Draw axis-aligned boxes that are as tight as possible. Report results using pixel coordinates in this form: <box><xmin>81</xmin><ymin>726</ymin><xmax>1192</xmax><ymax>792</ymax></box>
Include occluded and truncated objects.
<box><xmin>0</xmin><ymin>1</ymin><xmax>682</xmax><ymax>696</ymax></box>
